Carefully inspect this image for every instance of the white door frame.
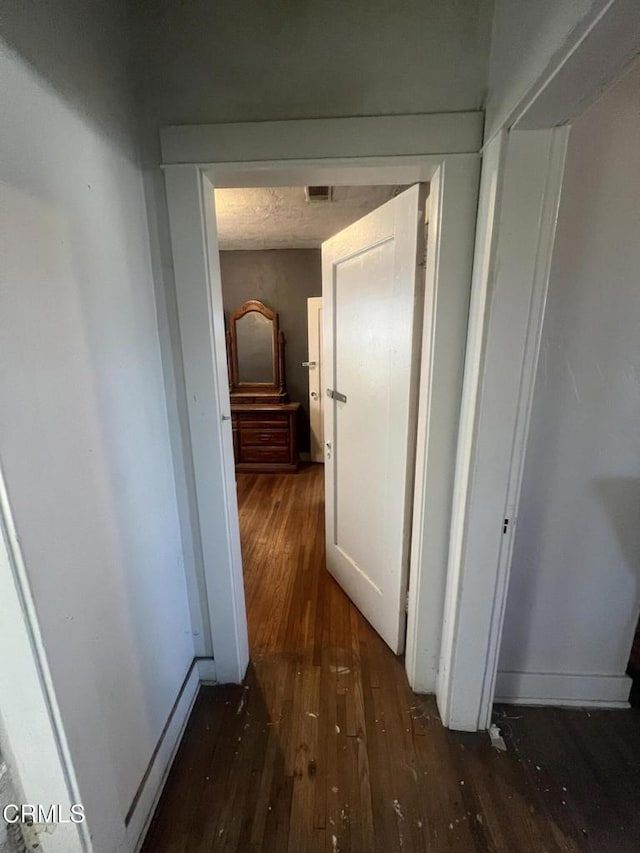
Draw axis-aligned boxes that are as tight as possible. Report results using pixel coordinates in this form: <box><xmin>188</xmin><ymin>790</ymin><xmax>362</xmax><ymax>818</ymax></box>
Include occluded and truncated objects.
<box><xmin>437</xmin><ymin>127</ymin><xmax>570</xmax><ymax>730</ymax></box>
<box><xmin>435</xmin><ymin>0</ymin><xmax>640</xmax><ymax>729</ymax></box>
<box><xmin>306</xmin><ymin>296</ymin><xmax>324</xmax><ymax>465</ymax></box>
<box><xmin>161</xmin><ymin>112</ymin><xmax>481</xmax><ymax>697</ymax></box>
<box><xmin>0</xmin><ymin>463</ymin><xmax>90</xmax><ymax>853</ymax></box>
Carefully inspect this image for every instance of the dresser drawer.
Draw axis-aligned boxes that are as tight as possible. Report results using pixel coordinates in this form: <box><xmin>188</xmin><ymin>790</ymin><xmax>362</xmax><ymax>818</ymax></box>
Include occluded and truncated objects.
<box><xmin>240</xmin><ymin>445</ymin><xmax>291</xmax><ymax>464</ymax></box>
<box><xmin>236</xmin><ymin>418</ymin><xmax>287</xmax><ymax>431</ymax></box>
<box><xmin>231</xmin><ymin>402</ymin><xmax>300</xmax><ymax>471</ymax></box>
<box><xmin>236</xmin><ymin>412</ymin><xmax>290</xmax><ymax>429</ymax></box>
<box><xmin>240</xmin><ymin>428</ymin><xmax>289</xmax><ymax>447</ymax></box>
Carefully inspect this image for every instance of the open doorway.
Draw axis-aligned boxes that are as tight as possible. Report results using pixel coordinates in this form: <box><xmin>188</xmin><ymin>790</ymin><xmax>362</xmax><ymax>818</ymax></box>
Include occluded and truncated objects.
<box><xmin>161</xmin><ymin>137</ymin><xmax>481</xmax><ymax>716</ymax></box>
<box><xmin>214</xmin><ymin>183</ymin><xmax>425</xmax><ymax>661</ymax></box>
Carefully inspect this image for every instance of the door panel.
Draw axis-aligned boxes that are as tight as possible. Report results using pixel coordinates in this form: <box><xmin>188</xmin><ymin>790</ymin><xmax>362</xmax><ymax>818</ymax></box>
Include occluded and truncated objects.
<box><xmin>322</xmin><ymin>184</ymin><xmax>426</xmax><ymax>653</ymax></box>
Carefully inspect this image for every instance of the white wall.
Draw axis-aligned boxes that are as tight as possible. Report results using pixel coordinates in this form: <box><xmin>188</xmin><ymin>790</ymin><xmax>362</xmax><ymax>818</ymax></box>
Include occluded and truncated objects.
<box><xmin>485</xmin><ymin>0</ymin><xmax>609</xmax><ymax>139</ymax></box>
<box><xmin>0</xmin><ymin>2</ymin><xmax>194</xmax><ymax>850</ymax></box>
<box><xmin>497</xmin><ymin>59</ymin><xmax>640</xmax><ymax>705</ymax></box>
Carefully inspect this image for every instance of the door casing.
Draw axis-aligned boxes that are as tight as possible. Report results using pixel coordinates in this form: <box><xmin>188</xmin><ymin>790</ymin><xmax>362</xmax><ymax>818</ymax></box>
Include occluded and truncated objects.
<box><xmin>306</xmin><ymin>296</ymin><xmax>324</xmax><ymax>465</ymax></box>
<box><xmin>162</xmin><ymin>113</ymin><xmax>481</xmax><ymax>710</ymax></box>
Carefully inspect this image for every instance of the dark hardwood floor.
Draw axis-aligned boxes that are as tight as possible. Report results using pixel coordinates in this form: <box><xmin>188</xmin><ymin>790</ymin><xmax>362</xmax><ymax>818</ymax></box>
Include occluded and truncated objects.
<box><xmin>142</xmin><ymin>465</ymin><xmax>639</xmax><ymax>852</ymax></box>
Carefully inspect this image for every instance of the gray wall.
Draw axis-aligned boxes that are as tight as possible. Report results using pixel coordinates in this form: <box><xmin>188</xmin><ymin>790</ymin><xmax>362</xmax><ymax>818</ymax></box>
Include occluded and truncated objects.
<box><xmin>499</xmin><ymin>58</ymin><xmax>640</xmax><ymax>685</ymax></box>
<box><xmin>131</xmin><ymin>0</ymin><xmax>492</xmax><ymax>128</ymax></box>
<box><xmin>220</xmin><ymin>249</ymin><xmax>322</xmax><ymax>452</ymax></box>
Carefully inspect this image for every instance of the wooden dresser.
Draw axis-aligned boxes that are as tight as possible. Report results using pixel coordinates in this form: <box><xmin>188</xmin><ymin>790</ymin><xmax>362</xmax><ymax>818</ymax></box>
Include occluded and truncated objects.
<box><xmin>231</xmin><ymin>402</ymin><xmax>300</xmax><ymax>472</ymax></box>
<box><xmin>225</xmin><ymin>299</ymin><xmax>300</xmax><ymax>474</ymax></box>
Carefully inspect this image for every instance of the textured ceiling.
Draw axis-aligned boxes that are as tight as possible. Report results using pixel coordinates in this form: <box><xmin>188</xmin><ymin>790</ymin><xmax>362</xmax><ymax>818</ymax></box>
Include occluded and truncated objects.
<box><xmin>214</xmin><ymin>186</ymin><xmax>407</xmax><ymax>250</ymax></box>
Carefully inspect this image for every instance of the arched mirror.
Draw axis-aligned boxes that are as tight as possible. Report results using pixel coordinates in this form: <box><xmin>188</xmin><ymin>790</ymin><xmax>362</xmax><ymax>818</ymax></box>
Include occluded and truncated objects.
<box><xmin>226</xmin><ymin>300</ymin><xmax>287</xmax><ymax>401</ymax></box>
<box><xmin>236</xmin><ymin>309</ymin><xmax>274</xmax><ymax>383</ymax></box>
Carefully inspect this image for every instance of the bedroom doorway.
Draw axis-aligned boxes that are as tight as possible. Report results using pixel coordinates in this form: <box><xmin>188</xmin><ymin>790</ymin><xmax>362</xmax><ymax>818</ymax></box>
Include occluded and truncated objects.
<box><xmin>162</xmin><ymin>140</ymin><xmax>480</xmax><ymax>718</ymax></box>
<box><xmin>214</xmin><ymin>184</ymin><xmax>424</xmax><ymax>659</ymax></box>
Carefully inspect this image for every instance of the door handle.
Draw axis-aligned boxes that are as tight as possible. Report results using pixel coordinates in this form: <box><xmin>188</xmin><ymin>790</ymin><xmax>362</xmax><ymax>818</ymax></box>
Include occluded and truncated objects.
<box><xmin>302</xmin><ymin>361</ymin><xmax>317</xmax><ymax>368</ymax></box>
<box><xmin>221</xmin><ymin>414</ymin><xmax>231</xmax><ymax>421</ymax></box>
<box><xmin>310</xmin><ymin>391</ymin><xmax>319</xmax><ymax>400</ymax></box>
<box><xmin>327</xmin><ymin>388</ymin><xmax>347</xmax><ymax>404</ymax></box>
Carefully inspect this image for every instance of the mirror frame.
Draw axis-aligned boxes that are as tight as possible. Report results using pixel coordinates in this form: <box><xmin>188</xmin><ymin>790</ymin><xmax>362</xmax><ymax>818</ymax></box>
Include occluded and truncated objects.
<box><xmin>226</xmin><ymin>299</ymin><xmax>286</xmax><ymax>399</ymax></box>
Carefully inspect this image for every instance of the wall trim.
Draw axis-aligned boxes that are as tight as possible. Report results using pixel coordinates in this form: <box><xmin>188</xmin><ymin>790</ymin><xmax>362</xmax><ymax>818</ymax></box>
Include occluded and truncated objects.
<box><xmin>165</xmin><ymin>167</ymin><xmax>250</xmax><ymax>685</ymax></box>
<box><xmin>124</xmin><ymin>658</ymin><xmax>200</xmax><ymax>827</ymax></box>
<box><xmin>437</xmin><ymin>128</ymin><xmax>570</xmax><ymax>732</ymax></box>
<box><xmin>128</xmin><ymin>661</ymin><xmax>200</xmax><ymax>850</ymax></box>
<box><xmin>405</xmin><ymin>158</ymin><xmax>481</xmax><ymax>693</ymax></box>
<box><xmin>0</xmin><ymin>464</ymin><xmax>89</xmax><ymax>853</ymax></box>
<box><xmin>130</xmin><ymin>657</ymin><xmax>217</xmax><ymax>851</ymax></box>
<box><xmin>495</xmin><ymin>671</ymin><xmax>631</xmax><ymax>708</ymax></box>
<box><xmin>483</xmin><ymin>0</ymin><xmax>640</xmax><ymax>141</ymax></box>
<box><xmin>196</xmin><ymin>657</ymin><xmax>217</xmax><ymax>684</ymax></box>
<box><xmin>512</xmin><ymin>0</ymin><xmax>640</xmax><ymax>133</ymax></box>
<box><xmin>160</xmin><ymin>112</ymin><xmax>483</xmax><ymax>165</ymax></box>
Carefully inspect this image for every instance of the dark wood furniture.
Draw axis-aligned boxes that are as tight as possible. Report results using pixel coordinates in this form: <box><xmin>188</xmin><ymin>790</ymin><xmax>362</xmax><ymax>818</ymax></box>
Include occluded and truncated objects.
<box><xmin>226</xmin><ymin>299</ymin><xmax>300</xmax><ymax>472</ymax></box>
<box><xmin>231</xmin><ymin>403</ymin><xmax>299</xmax><ymax>472</ymax></box>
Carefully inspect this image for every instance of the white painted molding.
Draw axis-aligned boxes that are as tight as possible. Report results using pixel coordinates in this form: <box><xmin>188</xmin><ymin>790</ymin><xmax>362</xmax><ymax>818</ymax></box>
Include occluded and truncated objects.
<box><xmin>196</xmin><ymin>658</ymin><xmax>218</xmax><ymax>684</ymax></box>
<box><xmin>130</xmin><ymin>665</ymin><xmax>200</xmax><ymax>852</ymax></box>
<box><xmin>495</xmin><ymin>671</ymin><xmax>631</xmax><ymax>708</ymax></box>
<box><xmin>477</xmin><ymin>128</ymin><xmax>570</xmax><ymax>730</ymax></box>
<box><xmin>433</xmin><ymin>131</ymin><xmax>506</xmax><ymax>710</ymax></box>
<box><xmin>200</xmin><ymin>174</ymin><xmax>251</xmax><ymax>684</ymax></box>
<box><xmin>164</xmin><ymin>166</ymin><xmax>249</xmax><ymax>685</ymax></box>
<box><xmin>406</xmin><ymin>156</ymin><xmax>481</xmax><ymax>693</ymax></box>
<box><xmin>0</xmin><ymin>465</ymin><xmax>89</xmax><ymax>853</ymax></box>
<box><xmin>437</xmin><ymin>128</ymin><xmax>570</xmax><ymax>732</ymax></box>
<box><xmin>514</xmin><ymin>0</ymin><xmax>640</xmax><ymax>132</ymax></box>
<box><xmin>199</xmin><ymin>157</ymin><xmax>453</xmax><ymax>191</ymax></box>
<box><xmin>130</xmin><ymin>657</ymin><xmax>217</xmax><ymax>851</ymax></box>
<box><xmin>405</xmin><ymin>169</ymin><xmax>443</xmax><ymax>693</ymax></box>
<box><xmin>160</xmin><ymin>113</ymin><xmax>483</xmax><ymax>165</ymax></box>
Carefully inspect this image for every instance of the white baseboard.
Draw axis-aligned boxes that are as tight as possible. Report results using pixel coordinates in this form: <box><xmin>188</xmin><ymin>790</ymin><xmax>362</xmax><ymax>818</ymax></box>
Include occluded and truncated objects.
<box><xmin>129</xmin><ymin>657</ymin><xmax>219</xmax><ymax>851</ymax></box>
<box><xmin>495</xmin><ymin>670</ymin><xmax>631</xmax><ymax>708</ymax></box>
<box><xmin>130</xmin><ymin>662</ymin><xmax>200</xmax><ymax>852</ymax></box>
<box><xmin>196</xmin><ymin>657</ymin><xmax>218</xmax><ymax>684</ymax></box>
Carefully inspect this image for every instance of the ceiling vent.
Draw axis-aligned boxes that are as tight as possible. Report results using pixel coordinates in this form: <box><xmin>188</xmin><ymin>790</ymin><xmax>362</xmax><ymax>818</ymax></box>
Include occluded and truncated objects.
<box><xmin>305</xmin><ymin>186</ymin><xmax>333</xmax><ymax>203</ymax></box>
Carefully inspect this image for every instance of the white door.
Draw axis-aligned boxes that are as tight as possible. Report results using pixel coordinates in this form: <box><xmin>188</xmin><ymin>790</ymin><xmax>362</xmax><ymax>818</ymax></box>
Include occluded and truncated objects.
<box><xmin>307</xmin><ymin>296</ymin><xmax>324</xmax><ymax>463</ymax></box>
<box><xmin>322</xmin><ymin>184</ymin><xmax>426</xmax><ymax>654</ymax></box>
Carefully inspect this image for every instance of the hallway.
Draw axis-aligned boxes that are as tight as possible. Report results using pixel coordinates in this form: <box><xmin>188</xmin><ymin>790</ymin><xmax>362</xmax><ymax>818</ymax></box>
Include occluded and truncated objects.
<box><xmin>142</xmin><ymin>467</ymin><xmax>639</xmax><ymax>852</ymax></box>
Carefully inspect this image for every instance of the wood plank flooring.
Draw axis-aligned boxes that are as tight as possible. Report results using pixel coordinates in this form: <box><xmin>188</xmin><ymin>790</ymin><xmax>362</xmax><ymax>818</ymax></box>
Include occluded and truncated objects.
<box><xmin>142</xmin><ymin>465</ymin><xmax>639</xmax><ymax>852</ymax></box>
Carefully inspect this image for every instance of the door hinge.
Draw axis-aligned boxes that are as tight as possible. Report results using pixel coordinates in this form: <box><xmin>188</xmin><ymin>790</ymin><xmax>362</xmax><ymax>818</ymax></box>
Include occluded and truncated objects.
<box><xmin>503</xmin><ymin>518</ymin><xmax>509</xmax><ymax>534</ymax></box>
<box><xmin>405</xmin><ymin>590</ymin><xmax>410</xmax><ymax>613</ymax></box>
